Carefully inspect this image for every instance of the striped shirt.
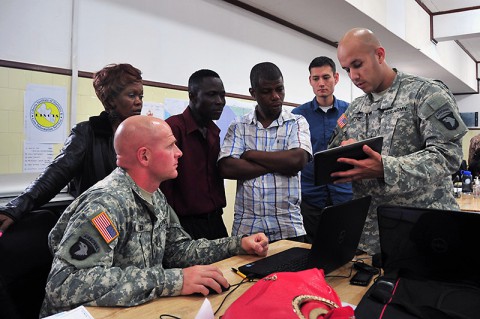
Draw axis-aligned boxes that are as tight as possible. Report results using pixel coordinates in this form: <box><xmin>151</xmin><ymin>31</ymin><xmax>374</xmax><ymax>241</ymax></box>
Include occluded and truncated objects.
<box><xmin>218</xmin><ymin>108</ymin><xmax>312</xmax><ymax>241</ymax></box>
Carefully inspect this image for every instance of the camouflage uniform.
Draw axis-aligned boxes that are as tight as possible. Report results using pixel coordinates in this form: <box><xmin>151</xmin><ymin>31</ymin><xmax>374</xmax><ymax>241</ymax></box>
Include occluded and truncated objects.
<box><xmin>329</xmin><ymin>70</ymin><xmax>467</xmax><ymax>254</ymax></box>
<box><xmin>41</xmin><ymin>168</ymin><xmax>245</xmax><ymax>316</ymax></box>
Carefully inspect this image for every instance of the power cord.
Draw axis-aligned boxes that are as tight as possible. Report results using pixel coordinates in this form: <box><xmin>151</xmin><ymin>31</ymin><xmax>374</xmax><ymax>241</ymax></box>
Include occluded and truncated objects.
<box><xmin>325</xmin><ymin>260</ymin><xmax>356</xmax><ymax>279</ymax></box>
<box><xmin>214</xmin><ymin>277</ymin><xmax>254</xmax><ymax>315</ymax></box>
<box><xmin>159</xmin><ymin>277</ymin><xmax>255</xmax><ymax>319</ymax></box>
<box><xmin>159</xmin><ymin>315</ymin><xmax>181</xmax><ymax>319</ymax></box>
<box><xmin>159</xmin><ymin>260</ymin><xmax>381</xmax><ymax>318</ymax></box>
<box><xmin>325</xmin><ymin>258</ymin><xmax>383</xmax><ymax>282</ymax></box>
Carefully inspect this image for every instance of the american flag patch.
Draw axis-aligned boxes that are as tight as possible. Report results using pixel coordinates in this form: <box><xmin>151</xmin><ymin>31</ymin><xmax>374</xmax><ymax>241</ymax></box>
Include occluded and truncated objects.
<box><xmin>337</xmin><ymin>113</ymin><xmax>348</xmax><ymax>128</ymax></box>
<box><xmin>91</xmin><ymin>212</ymin><xmax>119</xmax><ymax>244</ymax></box>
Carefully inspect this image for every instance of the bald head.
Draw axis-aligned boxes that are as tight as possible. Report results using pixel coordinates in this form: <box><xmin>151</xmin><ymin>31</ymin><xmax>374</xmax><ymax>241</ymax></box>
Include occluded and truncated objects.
<box><xmin>338</xmin><ymin>28</ymin><xmax>381</xmax><ymax>53</ymax></box>
<box><xmin>114</xmin><ymin>116</ymin><xmax>169</xmax><ymax>169</ymax></box>
<box><xmin>337</xmin><ymin>28</ymin><xmax>395</xmax><ymax>93</ymax></box>
<box><xmin>114</xmin><ymin>115</ymin><xmax>182</xmax><ymax>191</ymax></box>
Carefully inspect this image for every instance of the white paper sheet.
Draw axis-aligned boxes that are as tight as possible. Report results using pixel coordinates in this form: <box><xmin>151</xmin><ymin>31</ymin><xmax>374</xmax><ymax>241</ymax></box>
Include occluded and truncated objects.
<box><xmin>42</xmin><ymin>306</ymin><xmax>95</xmax><ymax>319</ymax></box>
<box><xmin>194</xmin><ymin>298</ymin><xmax>215</xmax><ymax>319</ymax></box>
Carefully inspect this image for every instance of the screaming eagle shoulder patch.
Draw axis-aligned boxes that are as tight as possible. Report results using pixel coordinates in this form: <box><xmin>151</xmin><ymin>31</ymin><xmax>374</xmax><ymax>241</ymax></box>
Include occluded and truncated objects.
<box><xmin>91</xmin><ymin>211</ymin><xmax>119</xmax><ymax>244</ymax></box>
<box><xmin>435</xmin><ymin>107</ymin><xmax>459</xmax><ymax>130</ymax></box>
<box><xmin>69</xmin><ymin>234</ymin><xmax>99</xmax><ymax>260</ymax></box>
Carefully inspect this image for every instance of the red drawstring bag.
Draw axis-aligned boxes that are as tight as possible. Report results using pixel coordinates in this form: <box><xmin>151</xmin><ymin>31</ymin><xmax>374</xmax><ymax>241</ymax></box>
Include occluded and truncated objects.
<box><xmin>221</xmin><ymin>268</ymin><xmax>354</xmax><ymax>319</ymax></box>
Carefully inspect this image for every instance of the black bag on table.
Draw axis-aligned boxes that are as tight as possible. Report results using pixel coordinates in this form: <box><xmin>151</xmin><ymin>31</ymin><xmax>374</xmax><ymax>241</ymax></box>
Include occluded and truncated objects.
<box><xmin>355</xmin><ymin>205</ymin><xmax>480</xmax><ymax>319</ymax></box>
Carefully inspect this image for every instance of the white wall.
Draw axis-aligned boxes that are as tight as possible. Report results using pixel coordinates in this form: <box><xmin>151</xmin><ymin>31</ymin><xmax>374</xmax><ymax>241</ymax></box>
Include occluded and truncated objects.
<box><xmin>0</xmin><ymin>0</ymin><xmax>355</xmax><ymax>104</ymax></box>
<box><xmin>0</xmin><ymin>0</ymin><xmax>73</xmax><ymax>67</ymax></box>
<box><xmin>457</xmin><ymin>94</ymin><xmax>480</xmax><ymax>113</ymax></box>
<box><xmin>1</xmin><ymin>0</ymin><xmax>476</xmax><ymax>109</ymax></box>
<box><xmin>346</xmin><ymin>0</ymin><xmax>477</xmax><ymax>91</ymax></box>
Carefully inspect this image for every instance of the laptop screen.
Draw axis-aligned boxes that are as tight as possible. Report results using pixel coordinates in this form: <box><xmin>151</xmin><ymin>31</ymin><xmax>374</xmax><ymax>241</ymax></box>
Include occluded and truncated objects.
<box><xmin>238</xmin><ymin>196</ymin><xmax>371</xmax><ymax>279</ymax></box>
<box><xmin>378</xmin><ymin>205</ymin><xmax>480</xmax><ymax>284</ymax></box>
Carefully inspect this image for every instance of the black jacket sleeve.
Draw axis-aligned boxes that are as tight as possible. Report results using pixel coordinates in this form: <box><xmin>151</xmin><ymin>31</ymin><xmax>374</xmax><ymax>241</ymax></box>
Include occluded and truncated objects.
<box><xmin>0</xmin><ymin>124</ymin><xmax>90</xmax><ymax>221</ymax></box>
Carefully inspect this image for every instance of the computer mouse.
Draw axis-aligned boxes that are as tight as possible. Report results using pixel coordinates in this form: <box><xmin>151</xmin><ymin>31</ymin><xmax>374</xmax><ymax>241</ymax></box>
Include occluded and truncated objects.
<box><xmin>207</xmin><ymin>283</ymin><xmax>230</xmax><ymax>294</ymax></box>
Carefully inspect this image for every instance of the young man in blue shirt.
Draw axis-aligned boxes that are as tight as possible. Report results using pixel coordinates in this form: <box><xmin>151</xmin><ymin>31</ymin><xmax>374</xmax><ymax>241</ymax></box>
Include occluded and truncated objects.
<box><xmin>292</xmin><ymin>56</ymin><xmax>353</xmax><ymax>243</ymax></box>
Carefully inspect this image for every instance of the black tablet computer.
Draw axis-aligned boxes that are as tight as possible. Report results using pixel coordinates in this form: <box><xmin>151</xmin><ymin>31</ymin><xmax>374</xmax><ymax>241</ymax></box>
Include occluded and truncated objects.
<box><xmin>314</xmin><ymin>136</ymin><xmax>383</xmax><ymax>185</ymax></box>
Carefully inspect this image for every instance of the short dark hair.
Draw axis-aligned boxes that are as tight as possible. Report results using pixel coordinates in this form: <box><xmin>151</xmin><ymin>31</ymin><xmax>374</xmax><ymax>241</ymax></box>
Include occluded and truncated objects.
<box><xmin>250</xmin><ymin>62</ymin><xmax>283</xmax><ymax>89</ymax></box>
<box><xmin>188</xmin><ymin>69</ymin><xmax>221</xmax><ymax>95</ymax></box>
<box><xmin>93</xmin><ymin>63</ymin><xmax>142</xmax><ymax>111</ymax></box>
<box><xmin>308</xmin><ymin>56</ymin><xmax>336</xmax><ymax>73</ymax></box>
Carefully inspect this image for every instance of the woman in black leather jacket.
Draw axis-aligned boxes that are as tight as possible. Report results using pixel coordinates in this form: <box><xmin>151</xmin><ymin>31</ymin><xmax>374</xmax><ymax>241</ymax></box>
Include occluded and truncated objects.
<box><xmin>0</xmin><ymin>63</ymin><xmax>143</xmax><ymax>319</ymax></box>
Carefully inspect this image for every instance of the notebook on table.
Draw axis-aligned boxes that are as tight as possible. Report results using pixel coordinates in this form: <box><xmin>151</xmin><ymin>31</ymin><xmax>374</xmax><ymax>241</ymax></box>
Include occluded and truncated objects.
<box><xmin>238</xmin><ymin>196</ymin><xmax>372</xmax><ymax>279</ymax></box>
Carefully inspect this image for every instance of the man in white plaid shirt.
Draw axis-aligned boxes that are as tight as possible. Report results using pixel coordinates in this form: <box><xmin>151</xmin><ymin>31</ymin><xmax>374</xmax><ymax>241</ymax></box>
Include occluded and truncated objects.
<box><xmin>218</xmin><ymin>62</ymin><xmax>312</xmax><ymax>243</ymax></box>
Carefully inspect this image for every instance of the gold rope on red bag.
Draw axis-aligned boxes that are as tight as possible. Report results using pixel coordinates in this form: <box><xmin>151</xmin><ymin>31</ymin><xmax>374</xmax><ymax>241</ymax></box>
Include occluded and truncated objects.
<box><xmin>220</xmin><ymin>269</ymin><xmax>351</xmax><ymax>319</ymax></box>
<box><xmin>292</xmin><ymin>295</ymin><xmax>339</xmax><ymax>319</ymax></box>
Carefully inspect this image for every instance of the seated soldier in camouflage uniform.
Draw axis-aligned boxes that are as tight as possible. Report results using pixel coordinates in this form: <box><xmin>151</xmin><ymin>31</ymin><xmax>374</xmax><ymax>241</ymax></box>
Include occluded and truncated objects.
<box><xmin>41</xmin><ymin>115</ymin><xmax>269</xmax><ymax>316</ymax></box>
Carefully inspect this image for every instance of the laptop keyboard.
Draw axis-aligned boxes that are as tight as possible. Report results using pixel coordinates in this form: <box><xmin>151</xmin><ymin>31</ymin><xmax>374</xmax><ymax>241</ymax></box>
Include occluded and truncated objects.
<box><xmin>267</xmin><ymin>254</ymin><xmax>310</xmax><ymax>273</ymax></box>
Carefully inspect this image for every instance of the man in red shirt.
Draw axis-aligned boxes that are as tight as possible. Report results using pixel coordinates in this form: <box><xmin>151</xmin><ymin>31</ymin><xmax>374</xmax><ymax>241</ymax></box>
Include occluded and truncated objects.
<box><xmin>160</xmin><ymin>69</ymin><xmax>228</xmax><ymax>239</ymax></box>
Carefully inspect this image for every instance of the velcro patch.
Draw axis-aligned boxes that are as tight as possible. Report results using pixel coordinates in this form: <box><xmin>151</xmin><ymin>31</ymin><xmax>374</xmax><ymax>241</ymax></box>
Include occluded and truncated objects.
<box><xmin>91</xmin><ymin>211</ymin><xmax>119</xmax><ymax>244</ymax></box>
<box><xmin>435</xmin><ymin>107</ymin><xmax>458</xmax><ymax>130</ymax></box>
<box><xmin>337</xmin><ymin>113</ymin><xmax>348</xmax><ymax>128</ymax></box>
<box><xmin>69</xmin><ymin>235</ymin><xmax>99</xmax><ymax>260</ymax></box>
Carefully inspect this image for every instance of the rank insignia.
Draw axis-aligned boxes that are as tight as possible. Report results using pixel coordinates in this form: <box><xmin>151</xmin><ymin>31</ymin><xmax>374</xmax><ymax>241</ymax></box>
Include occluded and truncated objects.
<box><xmin>91</xmin><ymin>211</ymin><xmax>119</xmax><ymax>244</ymax></box>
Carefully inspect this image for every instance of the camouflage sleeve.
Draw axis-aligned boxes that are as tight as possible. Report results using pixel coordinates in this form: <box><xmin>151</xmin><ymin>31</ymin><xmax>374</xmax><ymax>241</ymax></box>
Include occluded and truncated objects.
<box><xmin>382</xmin><ymin>83</ymin><xmax>467</xmax><ymax>190</ymax></box>
<box><xmin>44</xmin><ymin>196</ymin><xmax>183</xmax><ymax>312</ymax></box>
<box><xmin>162</xmin><ymin>207</ymin><xmax>244</xmax><ymax>268</ymax></box>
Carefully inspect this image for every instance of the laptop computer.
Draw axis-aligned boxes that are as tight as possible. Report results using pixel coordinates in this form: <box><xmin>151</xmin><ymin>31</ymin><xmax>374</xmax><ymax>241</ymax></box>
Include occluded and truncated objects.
<box><xmin>314</xmin><ymin>136</ymin><xmax>383</xmax><ymax>186</ymax></box>
<box><xmin>377</xmin><ymin>205</ymin><xmax>480</xmax><ymax>283</ymax></box>
<box><xmin>238</xmin><ymin>196</ymin><xmax>372</xmax><ymax>279</ymax></box>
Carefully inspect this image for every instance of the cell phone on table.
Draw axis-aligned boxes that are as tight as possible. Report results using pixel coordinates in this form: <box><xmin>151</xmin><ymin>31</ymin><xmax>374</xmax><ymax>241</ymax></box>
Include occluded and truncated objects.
<box><xmin>350</xmin><ymin>271</ymin><xmax>374</xmax><ymax>286</ymax></box>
